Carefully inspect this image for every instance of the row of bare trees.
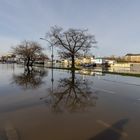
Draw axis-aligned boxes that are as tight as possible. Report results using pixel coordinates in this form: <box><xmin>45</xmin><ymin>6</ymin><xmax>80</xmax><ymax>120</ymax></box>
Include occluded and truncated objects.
<box><xmin>12</xmin><ymin>26</ymin><xmax>96</xmax><ymax>69</ymax></box>
<box><xmin>11</xmin><ymin>26</ymin><xmax>97</xmax><ymax>112</ymax></box>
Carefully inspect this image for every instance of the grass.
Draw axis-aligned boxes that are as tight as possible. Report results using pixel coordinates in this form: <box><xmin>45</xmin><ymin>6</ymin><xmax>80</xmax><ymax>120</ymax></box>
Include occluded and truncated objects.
<box><xmin>103</xmin><ymin>71</ymin><xmax>140</xmax><ymax>78</ymax></box>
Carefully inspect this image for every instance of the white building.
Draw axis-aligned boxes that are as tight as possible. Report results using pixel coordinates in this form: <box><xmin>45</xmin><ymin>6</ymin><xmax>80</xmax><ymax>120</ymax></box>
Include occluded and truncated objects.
<box><xmin>93</xmin><ymin>58</ymin><xmax>106</xmax><ymax>64</ymax></box>
<box><xmin>106</xmin><ymin>60</ymin><xmax>116</xmax><ymax>65</ymax></box>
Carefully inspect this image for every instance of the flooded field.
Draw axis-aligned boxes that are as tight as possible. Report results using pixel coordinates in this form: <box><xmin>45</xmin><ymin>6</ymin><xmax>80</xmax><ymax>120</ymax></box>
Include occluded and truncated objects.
<box><xmin>0</xmin><ymin>64</ymin><xmax>140</xmax><ymax>140</ymax></box>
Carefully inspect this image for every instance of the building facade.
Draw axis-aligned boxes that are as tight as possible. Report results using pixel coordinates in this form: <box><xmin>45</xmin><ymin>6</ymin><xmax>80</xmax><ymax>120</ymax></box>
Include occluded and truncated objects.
<box><xmin>125</xmin><ymin>54</ymin><xmax>140</xmax><ymax>62</ymax></box>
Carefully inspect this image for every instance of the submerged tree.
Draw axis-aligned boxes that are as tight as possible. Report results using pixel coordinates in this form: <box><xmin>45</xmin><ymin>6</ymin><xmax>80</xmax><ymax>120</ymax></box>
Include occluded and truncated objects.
<box><xmin>46</xmin><ymin>26</ymin><xmax>97</xmax><ymax>69</ymax></box>
<box><xmin>12</xmin><ymin>40</ymin><xmax>46</xmax><ymax>67</ymax></box>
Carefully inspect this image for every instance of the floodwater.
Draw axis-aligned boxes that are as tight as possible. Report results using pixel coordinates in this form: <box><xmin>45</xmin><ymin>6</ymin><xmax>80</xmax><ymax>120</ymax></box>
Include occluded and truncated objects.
<box><xmin>0</xmin><ymin>64</ymin><xmax>140</xmax><ymax>140</ymax></box>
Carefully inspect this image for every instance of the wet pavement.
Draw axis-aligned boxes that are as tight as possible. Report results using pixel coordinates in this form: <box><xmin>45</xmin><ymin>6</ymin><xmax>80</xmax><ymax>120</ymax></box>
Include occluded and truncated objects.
<box><xmin>0</xmin><ymin>64</ymin><xmax>140</xmax><ymax>140</ymax></box>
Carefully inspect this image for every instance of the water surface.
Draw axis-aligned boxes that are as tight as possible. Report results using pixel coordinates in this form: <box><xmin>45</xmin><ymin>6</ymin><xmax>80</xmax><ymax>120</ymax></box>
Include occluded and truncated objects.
<box><xmin>0</xmin><ymin>64</ymin><xmax>140</xmax><ymax>140</ymax></box>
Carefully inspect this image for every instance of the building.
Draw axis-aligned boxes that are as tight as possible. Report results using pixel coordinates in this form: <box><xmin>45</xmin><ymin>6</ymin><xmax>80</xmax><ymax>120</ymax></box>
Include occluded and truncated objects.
<box><xmin>93</xmin><ymin>57</ymin><xmax>106</xmax><ymax>65</ymax></box>
<box><xmin>61</xmin><ymin>56</ymin><xmax>95</xmax><ymax>67</ymax></box>
<box><xmin>76</xmin><ymin>56</ymin><xmax>95</xmax><ymax>65</ymax></box>
<box><xmin>0</xmin><ymin>53</ymin><xmax>16</xmax><ymax>63</ymax></box>
<box><xmin>105</xmin><ymin>59</ymin><xmax>116</xmax><ymax>65</ymax></box>
<box><xmin>125</xmin><ymin>54</ymin><xmax>140</xmax><ymax>62</ymax></box>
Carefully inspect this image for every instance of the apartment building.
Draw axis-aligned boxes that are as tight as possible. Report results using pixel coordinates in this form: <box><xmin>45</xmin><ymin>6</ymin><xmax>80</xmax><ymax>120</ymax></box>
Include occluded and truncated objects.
<box><xmin>125</xmin><ymin>54</ymin><xmax>140</xmax><ymax>62</ymax></box>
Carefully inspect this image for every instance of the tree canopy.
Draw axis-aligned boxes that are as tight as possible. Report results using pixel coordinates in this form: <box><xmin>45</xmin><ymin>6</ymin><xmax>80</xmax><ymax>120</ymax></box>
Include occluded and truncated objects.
<box><xmin>12</xmin><ymin>40</ymin><xmax>46</xmax><ymax>67</ymax></box>
<box><xmin>46</xmin><ymin>26</ymin><xmax>97</xmax><ymax>69</ymax></box>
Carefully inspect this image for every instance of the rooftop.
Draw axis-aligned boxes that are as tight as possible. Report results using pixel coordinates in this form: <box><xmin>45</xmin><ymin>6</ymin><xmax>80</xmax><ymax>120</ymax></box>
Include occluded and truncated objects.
<box><xmin>125</xmin><ymin>53</ymin><xmax>140</xmax><ymax>56</ymax></box>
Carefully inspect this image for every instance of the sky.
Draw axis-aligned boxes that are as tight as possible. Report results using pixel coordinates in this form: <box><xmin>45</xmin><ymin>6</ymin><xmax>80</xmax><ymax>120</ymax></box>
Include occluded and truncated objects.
<box><xmin>0</xmin><ymin>0</ymin><xmax>140</xmax><ymax>58</ymax></box>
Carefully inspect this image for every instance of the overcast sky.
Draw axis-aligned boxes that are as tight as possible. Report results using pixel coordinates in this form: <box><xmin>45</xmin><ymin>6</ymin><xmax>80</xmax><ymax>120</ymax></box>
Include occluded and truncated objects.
<box><xmin>0</xmin><ymin>0</ymin><xmax>140</xmax><ymax>57</ymax></box>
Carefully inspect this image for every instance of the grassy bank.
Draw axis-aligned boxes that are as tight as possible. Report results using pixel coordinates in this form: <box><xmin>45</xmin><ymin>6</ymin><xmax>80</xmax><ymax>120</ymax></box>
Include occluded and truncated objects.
<box><xmin>103</xmin><ymin>71</ymin><xmax>140</xmax><ymax>78</ymax></box>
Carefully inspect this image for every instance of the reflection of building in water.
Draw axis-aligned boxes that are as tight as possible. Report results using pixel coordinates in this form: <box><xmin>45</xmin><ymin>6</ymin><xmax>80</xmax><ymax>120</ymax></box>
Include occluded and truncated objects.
<box><xmin>109</xmin><ymin>64</ymin><xmax>131</xmax><ymax>73</ymax></box>
<box><xmin>79</xmin><ymin>69</ymin><xmax>105</xmax><ymax>76</ymax></box>
<box><xmin>80</xmin><ymin>69</ymin><xmax>95</xmax><ymax>76</ymax></box>
<box><xmin>110</xmin><ymin>63</ymin><xmax>140</xmax><ymax>74</ymax></box>
<box><xmin>95</xmin><ymin>71</ymin><xmax>105</xmax><ymax>76</ymax></box>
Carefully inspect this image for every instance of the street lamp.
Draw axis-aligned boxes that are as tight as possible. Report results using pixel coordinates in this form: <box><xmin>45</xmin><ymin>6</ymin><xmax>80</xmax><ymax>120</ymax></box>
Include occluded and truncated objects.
<box><xmin>40</xmin><ymin>38</ymin><xmax>54</xmax><ymax>68</ymax></box>
<box><xmin>40</xmin><ymin>38</ymin><xmax>54</xmax><ymax>84</ymax></box>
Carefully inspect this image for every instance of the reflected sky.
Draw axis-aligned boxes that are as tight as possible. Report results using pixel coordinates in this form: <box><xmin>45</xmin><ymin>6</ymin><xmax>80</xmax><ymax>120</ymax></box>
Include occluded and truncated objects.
<box><xmin>0</xmin><ymin>64</ymin><xmax>140</xmax><ymax>140</ymax></box>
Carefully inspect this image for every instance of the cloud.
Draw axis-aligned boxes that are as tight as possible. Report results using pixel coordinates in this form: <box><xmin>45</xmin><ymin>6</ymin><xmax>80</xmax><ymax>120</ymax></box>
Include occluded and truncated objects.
<box><xmin>0</xmin><ymin>0</ymin><xmax>140</xmax><ymax>56</ymax></box>
<box><xmin>0</xmin><ymin>36</ymin><xmax>20</xmax><ymax>56</ymax></box>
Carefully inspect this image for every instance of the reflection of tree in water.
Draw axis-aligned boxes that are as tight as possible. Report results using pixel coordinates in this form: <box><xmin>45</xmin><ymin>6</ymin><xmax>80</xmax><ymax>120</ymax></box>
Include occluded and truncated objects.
<box><xmin>44</xmin><ymin>70</ymin><xmax>98</xmax><ymax>112</ymax></box>
<box><xmin>12</xmin><ymin>67</ymin><xmax>47</xmax><ymax>89</ymax></box>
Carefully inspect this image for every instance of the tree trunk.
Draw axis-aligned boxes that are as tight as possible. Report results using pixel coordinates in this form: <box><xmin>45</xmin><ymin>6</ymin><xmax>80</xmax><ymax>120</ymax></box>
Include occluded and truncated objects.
<box><xmin>26</xmin><ymin>58</ymin><xmax>30</xmax><ymax>67</ymax></box>
<box><xmin>30</xmin><ymin>60</ymin><xmax>34</xmax><ymax>67</ymax></box>
<box><xmin>71</xmin><ymin>55</ymin><xmax>75</xmax><ymax>69</ymax></box>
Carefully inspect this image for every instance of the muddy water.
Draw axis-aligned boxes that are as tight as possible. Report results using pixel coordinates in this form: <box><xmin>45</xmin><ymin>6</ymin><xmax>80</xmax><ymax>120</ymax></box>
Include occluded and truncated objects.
<box><xmin>0</xmin><ymin>64</ymin><xmax>140</xmax><ymax>140</ymax></box>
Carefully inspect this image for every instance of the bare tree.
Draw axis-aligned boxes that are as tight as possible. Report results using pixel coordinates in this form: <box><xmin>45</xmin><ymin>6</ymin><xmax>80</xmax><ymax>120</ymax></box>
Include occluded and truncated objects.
<box><xmin>12</xmin><ymin>40</ymin><xmax>46</xmax><ymax>67</ymax></box>
<box><xmin>46</xmin><ymin>26</ymin><xmax>97</xmax><ymax>69</ymax></box>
